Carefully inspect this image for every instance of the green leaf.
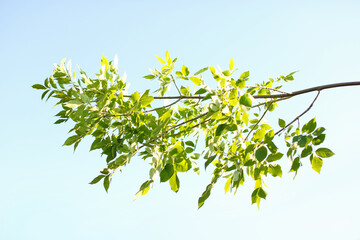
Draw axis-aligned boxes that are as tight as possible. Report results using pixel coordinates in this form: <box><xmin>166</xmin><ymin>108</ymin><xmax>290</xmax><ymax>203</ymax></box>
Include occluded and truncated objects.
<box><xmin>194</xmin><ymin>67</ymin><xmax>208</xmax><ymax>75</ymax></box>
<box><xmin>251</xmin><ymin>187</ymin><xmax>267</xmax><ymax>207</ymax></box>
<box><xmin>198</xmin><ymin>184</ymin><xmax>213</xmax><ymax>209</ymax></box>
<box><xmin>185</xmin><ymin>141</ymin><xmax>195</xmax><ymax>148</ymax></box>
<box><xmin>63</xmin><ymin>135</ymin><xmax>80</xmax><ymax>146</ymax></box>
<box><xmin>140</xmin><ymin>96</ymin><xmax>154</xmax><ymax>108</ymax></box>
<box><xmin>301</xmin><ymin>145</ymin><xmax>313</xmax><ymax>158</ymax></box>
<box><xmin>204</xmin><ymin>155</ymin><xmax>216</xmax><ymax>169</ymax></box>
<box><xmin>313</xmin><ymin>127</ymin><xmax>325</xmax><ymax>136</ymax></box>
<box><xmin>174</xmin><ymin>159</ymin><xmax>191</xmax><ymax>172</ymax></box>
<box><xmin>89</xmin><ymin>175</ymin><xmax>105</xmax><ymax>184</ymax></box>
<box><xmin>302</xmin><ymin>118</ymin><xmax>317</xmax><ymax>133</ymax></box>
<box><xmin>240</xmin><ymin>71</ymin><xmax>249</xmax><ymax>79</ymax></box>
<box><xmin>215</xmin><ymin>124</ymin><xmax>227</xmax><ymax>137</ymax></box>
<box><xmin>169</xmin><ymin>173</ymin><xmax>180</xmax><ymax>193</ymax></box>
<box><xmin>255</xmin><ymin>146</ymin><xmax>268</xmax><ymax>162</ymax></box>
<box><xmin>181</xmin><ymin>65</ymin><xmax>190</xmax><ymax>76</ymax></box>
<box><xmin>134</xmin><ymin>180</ymin><xmax>153</xmax><ymax>200</ymax></box>
<box><xmin>189</xmin><ymin>76</ymin><xmax>202</xmax><ymax>86</ymax></box>
<box><xmin>222</xmin><ymin>70</ymin><xmax>231</xmax><ymax>76</ymax></box>
<box><xmin>258</xmin><ymin>188</ymin><xmax>267</xmax><ymax>199</ymax></box>
<box><xmin>268</xmin><ymin>164</ymin><xmax>282</xmax><ymax>177</ymax></box>
<box><xmin>240</xmin><ymin>93</ymin><xmax>252</xmax><ymax>111</ymax></box>
<box><xmin>32</xmin><ymin>84</ymin><xmax>46</xmax><ymax>90</ymax></box>
<box><xmin>224</xmin><ymin>177</ymin><xmax>232</xmax><ymax>193</ymax></box>
<box><xmin>103</xmin><ymin>175</ymin><xmax>110</xmax><ymax>192</ymax></box>
<box><xmin>143</xmin><ymin>74</ymin><xmax>156</xmax><ymax>79</ymax></box>
<box><xmin>160</xmin><ymin>164</ymin><xmax>174</xmax><ymax>182</ymax></box>
<box><xmin>278</xmin><ymin>118</ymin><xmax>286</xmax><ymax>128</ymax></box>
<box><xmin>195</xmin><ymin>88</ymin><xmax>207</xmax><ymax>95</ymax></box>
<box><xmin>315</xmin><ymin>148</ymin><xmax>334</xmax><ymax>158</ymax></box>
<box><xmin>229</xmin><ymin>58</ymin><xmax>234</xmax><ymax>70</ymax></box>
<box><xmin>312</xmin><ymin>134</ymin><xmax>325</xmax><ymax>145</ymax></box>
<box><xmin>236</xmin><ymin>79</ymin><xmax>246</xmax><ymax>89</ymax></box>
<box><xmin>267</xmin><ymin>152</ymin><xmax>283</xmax><ymax>162</ymax></box>
<box><xmin>311</xmin><ymin>155</ymin><xmax>323</xmax><ymax>173</ymax></box>
<box><xmin>41</xmin><ymin>90</ymin><xmax>50</xmax><ymax>100</ymax></box>
<box><xmin>293</xmin><ymin>135</ymin><xmax>307</xmax><ymax>147</ymax></box>
<box><xmin>290</xmin><ymin>157</ymin><xmax>301</xmax><ymax>173</ymax></box>
<box><xmin>49</xmin><ymin>78</ymin><xmax>57</xmax><ymax>88</ymax></box>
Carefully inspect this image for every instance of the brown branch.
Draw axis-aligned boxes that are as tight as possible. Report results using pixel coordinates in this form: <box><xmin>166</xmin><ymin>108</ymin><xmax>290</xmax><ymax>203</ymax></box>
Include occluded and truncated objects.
<box><xmin>122</xmin><ymin>81</ymin><xmax>360</xmax><ymax>100</ymax></box>
<box><xmin>253</xmin><ymin>81</ymin><xmax>360</xmax><ymax>99</ymax></box>
<box><xmin>123</xmin><ymin>95</ymin><xmax>202</xmax><ymax>99</ymax></box>
<box><xmin>245</xmin><ymin>86</ymin><xmax>290</xmax><ymax>94</ymax></box>
<box><xmin>275</xmin><ymin>91</ymin><xmax>321</xmax><ymax>136</ymax></box>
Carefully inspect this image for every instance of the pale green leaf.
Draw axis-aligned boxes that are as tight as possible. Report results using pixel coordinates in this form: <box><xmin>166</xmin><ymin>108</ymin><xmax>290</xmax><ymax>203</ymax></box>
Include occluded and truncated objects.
<box><xmin>229</xmin><ymin>58</ymin><xmax>234</xmax><ymax>70</ymax></box>
<box><xmin>169</xmin><ymin>173</ymin><xmax>180</xmax><ymax>193</ymax></box>
<box><xmin>311</xmin><ymin>156</ymin><xmax>323</xmax><ymax>173</ymax></box>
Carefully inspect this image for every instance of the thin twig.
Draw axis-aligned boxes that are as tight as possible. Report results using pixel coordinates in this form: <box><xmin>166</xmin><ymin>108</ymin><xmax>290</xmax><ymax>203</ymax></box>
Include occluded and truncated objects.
<box><xmin>251</xmin><ymin>97</ymin><xmax>291</xmax><ymax>108</ymax></box>
<box><xmin>138</xmin><ymin>111</ymin><xmax>210</xmax><ymax>150</ymax></box>
<box><xmin>170</xmin><ymin>74</ymin><xmax>182</xmax><ymax>96</ymax></box>
<box><xmin>245</xmin><ymin>86</ymin><xmax>290</xmax><ymax>94</ymax></box>
<box><xmin>275</xmin><ymin>91</ymin><xmax>321</xmax><ymax>136</ymax></box>
<box><xmin>244</xmin><ymin>102</ymin><xmax>273</xmax><ymax>142</ymax></box>
<box><xmin>144</xmin><ymin>97</ymin><xmax>183</xmax><ymax>113</ymax></box>
<box><xmin>122</xmin><ymin>95</ymin><xmax>202</xmax><ymax>99</ymax></box>
<box><xmin>169</xmin><ymin>116</ymin><xmax>212</xmax><ymax>138</ymax></box>
<box><xmin>107</xmin><ymin>97</ymin><xmax>184</xmax><ymax>117</ymax></box>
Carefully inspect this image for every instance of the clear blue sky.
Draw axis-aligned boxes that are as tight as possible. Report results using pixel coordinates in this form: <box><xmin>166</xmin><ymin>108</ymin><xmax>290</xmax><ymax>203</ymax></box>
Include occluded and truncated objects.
<box><xmin>1</xmin><ymin>0</ymin><xmax>360</xmax><ymax>239</ymax></box>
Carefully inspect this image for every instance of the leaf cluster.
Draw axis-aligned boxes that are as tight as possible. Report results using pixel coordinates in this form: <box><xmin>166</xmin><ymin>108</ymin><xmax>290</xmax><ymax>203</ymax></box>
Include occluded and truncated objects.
<box><xmin>33</xmin><ymin>51</ymin><xmax>334</xmax><ymax>208</ymax></box>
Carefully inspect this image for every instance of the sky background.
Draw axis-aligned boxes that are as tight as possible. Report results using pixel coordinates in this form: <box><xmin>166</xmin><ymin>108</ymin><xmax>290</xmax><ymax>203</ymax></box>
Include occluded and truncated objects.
<box><xmin>1</xmin><ymin>0</ymin><xmax>360</xmax><ymax>239</ymax></box>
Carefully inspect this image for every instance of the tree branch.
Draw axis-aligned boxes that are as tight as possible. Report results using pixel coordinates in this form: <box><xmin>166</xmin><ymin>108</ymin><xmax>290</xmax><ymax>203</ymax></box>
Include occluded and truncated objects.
<box><xmin>245</xmin><ymin>86</ymin><xmax>290</xmax><ymax>94</ymax></box>
<box><xmin>275</xmin><ymin>91</ymin><xmax>321</xmax><ymax>136</ymax></box>
<box><xmin>170</xmin><ymin>74</ymin><xmax>182</xmax><ymax>96</ymax></box>
<box><xmin>122</xmin><ymin>81</ymin><xmax>360</xmax><ymax>100</ymax></box>
<box><xmin>122</xmin><ymin>95</ymin><xmax>203</xmax><ymax>99</ymax></box>
<box><xmin>253</xmin><ymin>81</ymin><xmax>360</xmax><ymax>99</ymax></box>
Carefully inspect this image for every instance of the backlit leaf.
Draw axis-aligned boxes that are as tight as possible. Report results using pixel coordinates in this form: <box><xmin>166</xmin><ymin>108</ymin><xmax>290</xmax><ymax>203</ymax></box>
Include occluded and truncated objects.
<box><xmin>169</xmin><ymin>173</ymin><xmax>180</xmax><ymax>193</ymax></box>
<box><xmin>229</xmin><ymin>58</ymin><xmax>234</xmax><ymax>70</ymax></box>
<box><xmin>315</xmin><ymin>148</ymin><xmax>334</xmax><ymax>158</ymax></box>
<box><xmin>181</xmin><ymin>65</ymin><xmax>190</xmax><ymax>76</ymax></box>
<box><xmin>311</xmin><ymin>156</ymin><xmax>323</xmax><ymax>173</ymax></box>
<box><xmin>189</xmin><ymin>76</ymin><xmax>202</xmax><ymax>86</ymax></box>
<box><xmin>194</xmin><ymin>67</ymin><xmax>208</xmax><ymax>75</ymax></box>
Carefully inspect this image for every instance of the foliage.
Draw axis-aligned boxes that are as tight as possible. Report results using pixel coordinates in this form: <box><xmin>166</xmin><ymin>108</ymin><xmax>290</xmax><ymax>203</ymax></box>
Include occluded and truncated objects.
<box><xmin>33</xmin><ymin>51</ymin><xmax>335</xmax><ymax>208</ymax></box>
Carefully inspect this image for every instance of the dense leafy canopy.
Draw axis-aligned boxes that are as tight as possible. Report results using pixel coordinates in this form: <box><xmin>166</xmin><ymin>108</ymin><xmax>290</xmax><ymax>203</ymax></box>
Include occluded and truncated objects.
<box><xmin>33</xmin><ymin>51</ymin><xmax>335</xmax><ymax>208</ymax></box>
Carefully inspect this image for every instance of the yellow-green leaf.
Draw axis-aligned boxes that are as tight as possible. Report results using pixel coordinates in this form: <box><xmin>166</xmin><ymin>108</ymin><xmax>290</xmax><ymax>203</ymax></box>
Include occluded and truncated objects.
<box><xmin>189</xmin><ymin>76</ymin><xmax>202</xmax><ymax>86</ymax></box>
<box><xmin>156</xmin><ymin>56</ymin><xmax>166</xmax><ymax>64</ymax></box>
<box><xmin>229</xmin><ymin>58</ymin><xmax>234</xmax><ymax>70</ymax></box>
<box><xmin>311</xmin><ymin>156</ymin><xmax>323</xmax><ymax>173</ymax></box>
